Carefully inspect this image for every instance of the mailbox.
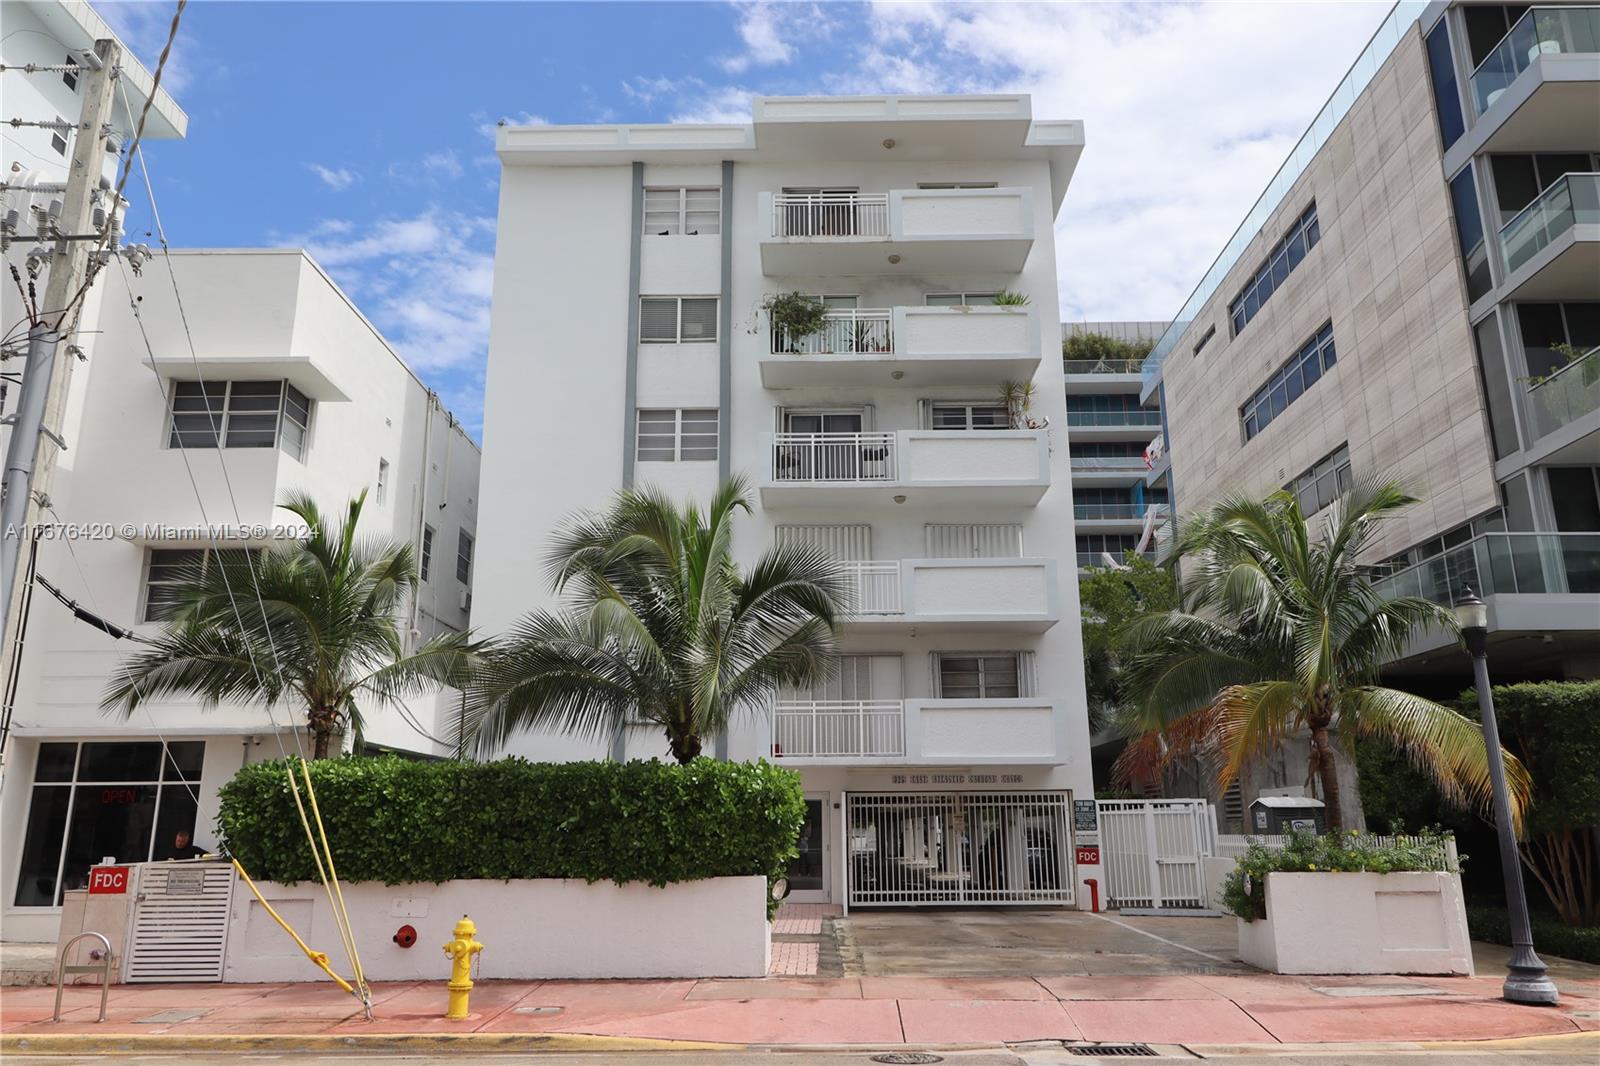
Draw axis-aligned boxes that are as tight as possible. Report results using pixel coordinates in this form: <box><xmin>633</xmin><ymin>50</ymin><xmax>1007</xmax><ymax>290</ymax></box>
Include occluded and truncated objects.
<box><xmin>1249</xmin><ymin>795</ymin><xmax>1326</xmax><ymax>835</ymax></box>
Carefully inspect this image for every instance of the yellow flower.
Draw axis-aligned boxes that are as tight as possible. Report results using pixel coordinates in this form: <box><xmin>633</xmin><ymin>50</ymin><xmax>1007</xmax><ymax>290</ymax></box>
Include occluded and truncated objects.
<box><xmin>1307</xmin><ymin>863</ymin><xmax>1317</xmax><ymax>871</ymax></box>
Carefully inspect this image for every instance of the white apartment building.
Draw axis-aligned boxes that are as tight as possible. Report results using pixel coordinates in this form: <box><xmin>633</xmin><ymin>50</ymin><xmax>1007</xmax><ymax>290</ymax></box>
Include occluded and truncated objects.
<box><xmin>478</xmin><ymin>95</ymin><xmax>1100</xmax><ymax>909</ymax></box>
<box><xmin>0</xmin><ymin>247</ymin><xmax>480</xmax><ymax>942</ymax></box>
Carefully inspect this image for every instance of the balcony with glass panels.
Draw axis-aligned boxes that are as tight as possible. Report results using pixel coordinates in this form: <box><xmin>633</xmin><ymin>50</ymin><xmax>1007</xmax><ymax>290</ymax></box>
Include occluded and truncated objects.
<box><xmin>1371</xmin><ymin>532</ymin><xmax>1600</xmax><ymax>603</ymax></box>
<box><xmin>760</xmin><ymin>305</ymin><xmax>1041</xmax><ymax>388</ymax></box>
<box><xmin>1498</xmin><ymin>173</ymin><xmax>1600</xmax><ymax>301</ymax></box>
<box><xmin>1525</xmin><ymin>345</ymin><xmax>1600</xmax><ymax>441</ymax></box>
<box><xmin>1469</xmin><ymin>7</ymin><xmax>1600</xmax><ymax>154</ymax></box>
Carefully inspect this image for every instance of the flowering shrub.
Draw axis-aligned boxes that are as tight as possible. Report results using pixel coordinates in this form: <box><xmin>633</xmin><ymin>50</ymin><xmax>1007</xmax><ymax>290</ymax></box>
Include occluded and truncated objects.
<box><xmin>1221</xmin><ymin>828</ymin><xmax>1461</xmax><ymax>921</ymax></box>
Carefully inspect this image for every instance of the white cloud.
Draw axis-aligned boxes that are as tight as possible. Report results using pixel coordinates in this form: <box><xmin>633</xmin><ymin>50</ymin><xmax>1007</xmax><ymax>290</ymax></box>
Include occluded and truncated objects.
<box><xmin>421</xmin><ymin>151</ymin><xmax>464</xmax><ymax>179</ymax></box>
<box><xmin>623</xmin><ymin>77</ymin><xmax>754</xmax><ymax>125</ymax></box>
<box><xmin>305</xmin><ymin>164</ymin><xmax>359</xmax><ymax>191</ymax></box>
<box><xmin>99</xmin><ymin>1</ymin><xmax>200</xmax><ymax>96</ymax></box>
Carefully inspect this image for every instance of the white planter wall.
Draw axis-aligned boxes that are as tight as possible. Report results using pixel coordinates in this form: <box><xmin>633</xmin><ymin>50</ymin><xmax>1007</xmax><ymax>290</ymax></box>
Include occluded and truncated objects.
<box><xmin>1236</xmin><ymin>871</ymin><xmax>1474</xmax><ymax>975</ymax></box>
<box><xmin>224</xmin><ymin>876</ymin><xmax>770</xmax><ymax>982</ymax></box>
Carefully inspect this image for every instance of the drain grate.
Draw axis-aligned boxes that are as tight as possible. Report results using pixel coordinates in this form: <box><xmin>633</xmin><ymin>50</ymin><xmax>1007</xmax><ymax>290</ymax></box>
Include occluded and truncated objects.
<box><xmin>870</xmin><ymin>1055</ymin><xmax>944</xmax><ymax>1065</ymax></box>
<box><xmin>1065</xmin><ymin>1044</ymin><xmax>1158</xmax><ymax>1057</ymax></box>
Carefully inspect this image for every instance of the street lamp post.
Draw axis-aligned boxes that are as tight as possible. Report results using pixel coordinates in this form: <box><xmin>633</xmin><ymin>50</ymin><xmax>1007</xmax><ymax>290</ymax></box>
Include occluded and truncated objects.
<box><xmin>1453</xmin><ymin>587</ymin><xmax>1559</xmax><ymax>1006</ymax></box>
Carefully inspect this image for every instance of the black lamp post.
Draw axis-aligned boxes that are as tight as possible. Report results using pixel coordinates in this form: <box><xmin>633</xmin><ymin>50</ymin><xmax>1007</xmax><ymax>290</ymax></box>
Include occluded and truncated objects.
<box><xmin>1453</xmin><ymin>586</ymin><xmax>1558</xmax><ymax>1006</ymax></box>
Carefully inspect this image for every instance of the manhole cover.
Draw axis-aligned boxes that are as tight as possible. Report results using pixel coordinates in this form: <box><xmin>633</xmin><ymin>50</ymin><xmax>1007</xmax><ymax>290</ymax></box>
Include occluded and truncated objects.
<box><xmin>1065</xmin><ymin>1044</ymin><xmax>1158</xmax><ymax>1057</ymax></box>
<box><xmin>870</xmin><ymin>1055</ymin><xmax>944</xmax><ymax>1065</ymax></box>
<box><xmin>512</xmin><ymin>1005</ymin><xmax>564</xmax><ymax>1015</ymax></box>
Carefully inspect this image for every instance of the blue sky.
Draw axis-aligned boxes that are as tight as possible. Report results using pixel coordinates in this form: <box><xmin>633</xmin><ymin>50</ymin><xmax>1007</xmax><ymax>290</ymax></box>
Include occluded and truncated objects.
<box><xmin>103</xmin><ymin>1</ymin><xmax>1394</xmax><ymax>437</ymax></box>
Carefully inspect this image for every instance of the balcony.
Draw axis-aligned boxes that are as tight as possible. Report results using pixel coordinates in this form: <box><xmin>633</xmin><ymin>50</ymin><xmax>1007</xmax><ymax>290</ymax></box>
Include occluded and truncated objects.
<box><xmin>1063</xmin><ymin>357</ymin><xmax>1146</xmax><ymax>395</ymax></box>
<box><xmin>1073</xmin><ymin>502</ymin><xmax>1168</xmax><ymax>531</ymax></box>
<box><xmin>1468</xmin><ymin>7</ymin><xmax>1600</xmax><ymax>155</ymax></box>
<box><xmin>1065</xmin><ymin>408</ymin><xmax>1164</xmax><ymax>441</ymax></box>
<box><xmin>758</xmin><ymin>429</ymin><xmax>1050</xmax><ymax>508</ymax></box>
<box><xmin>761</xmin><ymin>305</ymin><xmax>1041</xmax><ymax>388</ymax></box>
<box><xmin>839</xmin><ymin>558</ymin><xmax>1059</xmax><ymax>632</ymax></box>
<box><xmin>770</xmin><ymin>698</ymin><xmax>1064</xmax><ymax>765</ymax></box>
<box><xmin>758</xmin><ymin>188</ymin><xmax>1035</xmax><ymax>276</ymax></box>
<box><xmin>1497</xmin><ymin>173</ymin><xmax>1600</xmax><ymax>301</ymax></box>
<box><xmin>1372</xmin><ymin>532</ymin><xmax>1600</xmax><ymax>603</ymax></box>
<box><xmin>1526</xmin><ymin>345</ymin><xmax>1600</xmax><ymax>441</ymax></box>
<box><xmin>1067</xmin><ymin>454</ymin><xmax>1148</xmax><ymax>486</ymax></box>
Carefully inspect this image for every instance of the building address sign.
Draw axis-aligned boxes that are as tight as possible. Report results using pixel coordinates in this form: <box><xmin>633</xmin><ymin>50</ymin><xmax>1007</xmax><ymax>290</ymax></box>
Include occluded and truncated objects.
<box><xmin>888</xmin><ymin>773</ymin><xmax>1025</xmax><ymax>785</ymax></box>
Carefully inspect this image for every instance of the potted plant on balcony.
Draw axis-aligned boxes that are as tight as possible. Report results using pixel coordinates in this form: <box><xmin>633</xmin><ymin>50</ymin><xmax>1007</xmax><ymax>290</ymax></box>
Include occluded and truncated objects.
<box><xmin>1000</xmin><ymin>379</ymin><xmax>1048</xmax><ymax>430</ymax></box>
<box><xmin>763</xmin><ymin>292</ymin><xmax>829</xmax><ymax>354</ymax></box>
<box><xmin>991</xmin><ymin>291</ymin><xmax>1030</xmax><ymax>308</ymax></box>
<box><xmin>1222</xmin><ymin>828</ymin><xmax>1474</xmax><ymax>975</ymax></box>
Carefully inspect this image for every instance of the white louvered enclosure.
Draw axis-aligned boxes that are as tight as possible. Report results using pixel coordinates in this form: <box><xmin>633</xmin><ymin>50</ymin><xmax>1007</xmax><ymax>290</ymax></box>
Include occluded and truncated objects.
<box><xmin>125</xmin><ymin>862</ymin><xmax>236</xmax><ymax>982</ymax></box>
<box><xmin>775</xmin><ymin>525</ymin><xmax>902</xmax><ymax>614</ymax></box>
<box><xmin>845</xmin><ymin>791</ymin><xmax>1074</xmax><ymax>907</ymax></box>
<box><xmin>924</xmin><ymin>523</ymin><xmax>1024</xmax><ymax>558</ymax></box>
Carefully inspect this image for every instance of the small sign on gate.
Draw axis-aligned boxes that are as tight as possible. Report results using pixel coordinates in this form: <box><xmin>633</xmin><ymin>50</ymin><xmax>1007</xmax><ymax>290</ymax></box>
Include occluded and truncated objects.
<box><xmin>1075</xmin><ymin>845</ymin><xmax>1101</xmax><ymax>865</ymax></box>
<box><xmin>88</xmin><ymin>866</ymin><xmax>129</xmax><ymax>894</ymax></box>
<box><xmin>165</xmin><ymin>867</ymin><xmax>206</xmax><ymax>895</ymax></box>
<box><xmin>1073</xmin><ymin>799</ymin><xmax>1099</xmax><ymax>833</ymax></box>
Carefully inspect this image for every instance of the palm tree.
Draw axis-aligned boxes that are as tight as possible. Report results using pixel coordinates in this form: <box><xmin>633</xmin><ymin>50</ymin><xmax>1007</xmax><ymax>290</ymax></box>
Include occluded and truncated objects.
<box><xmin>1115</xmin><ymin>477</ymin><xmax>1530</xmax><ymax>831</ymax></box>
<box><xmin>104</xmin><ymin>491</ymin><xmax>474</xmax><ymax>758</ymax></box>
<box><xmin>459</xmin><ymin>476</ymin><xmax>847</xmax><ymax>763</ymax></box>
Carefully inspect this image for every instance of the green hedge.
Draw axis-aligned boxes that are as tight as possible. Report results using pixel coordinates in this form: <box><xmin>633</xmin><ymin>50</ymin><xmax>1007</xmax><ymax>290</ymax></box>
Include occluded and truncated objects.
<box><xmin>217</xmin><ymin>756</ymin><xmax>806</xmax><ymax>892</ymax></box>
<box><xmin>1465</xmin><ymin>905</ymin><xmax>1600</xmax><ymax>965</ymax></box>
<box><xmin>1221</xmin><ymin>829</ymin><xmax>1459</xmax><ymax>921</ymax></box>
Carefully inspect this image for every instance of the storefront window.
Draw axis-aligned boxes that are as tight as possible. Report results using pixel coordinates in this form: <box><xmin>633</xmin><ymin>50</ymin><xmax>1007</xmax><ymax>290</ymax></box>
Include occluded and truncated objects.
<box><xmin>13</xmin><ymin>740</ymin><xmax>204</xmax><ymax>907</ymax></box>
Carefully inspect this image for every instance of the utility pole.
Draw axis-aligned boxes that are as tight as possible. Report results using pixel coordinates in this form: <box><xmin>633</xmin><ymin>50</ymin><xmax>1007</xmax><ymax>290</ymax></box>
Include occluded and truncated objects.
<box><xmin>0</xmin><ymin>39</ymin><xmax>122</xmax><ymax>724</ymax></box>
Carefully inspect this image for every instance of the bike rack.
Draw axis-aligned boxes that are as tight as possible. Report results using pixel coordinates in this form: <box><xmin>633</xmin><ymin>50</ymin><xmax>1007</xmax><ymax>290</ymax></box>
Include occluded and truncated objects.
<box><xmin>52</xmin><ymin>931</ymin><xmax>115</xmax><ymax>1023</ymax></box>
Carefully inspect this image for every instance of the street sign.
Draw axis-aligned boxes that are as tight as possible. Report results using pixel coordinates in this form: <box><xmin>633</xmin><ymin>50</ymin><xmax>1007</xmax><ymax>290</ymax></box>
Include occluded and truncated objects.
<box><xmin>88</xmin><ymin>866</ymin><xmax>129</xmax><ymax>894</ymax></box>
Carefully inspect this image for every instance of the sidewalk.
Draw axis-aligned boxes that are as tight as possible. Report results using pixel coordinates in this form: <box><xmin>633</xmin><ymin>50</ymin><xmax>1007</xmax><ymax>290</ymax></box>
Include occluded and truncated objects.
<box><xmin>4</xmin><ymin>969</ymin><xmax>1596</xmax><ymax>1048</ymax></box>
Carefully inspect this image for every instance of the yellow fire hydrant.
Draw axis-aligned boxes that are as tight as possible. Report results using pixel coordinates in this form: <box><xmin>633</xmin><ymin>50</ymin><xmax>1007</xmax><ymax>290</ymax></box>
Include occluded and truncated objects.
<box><xmin>442</xmin><ymin>915</ymin><xmax>484</xmax><ymax>1020</ymax></box>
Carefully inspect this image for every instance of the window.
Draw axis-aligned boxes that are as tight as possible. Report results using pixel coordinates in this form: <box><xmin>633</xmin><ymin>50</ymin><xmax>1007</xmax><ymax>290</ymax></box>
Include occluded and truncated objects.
<box><xmin>1240</xmin><ymin>322</ymin><xmax>1337</xmax><ymax>442</ymax></box>
<box><xmin>63</xmin><ymin>55</ymin><xmax>78</xmax><ymax>92</ymax></box>
<box><xmin>636</xmin><ymin>408</ymin><xmax>718</xmax><ymax>462</ymax></box>
<box><xmin>642</xmin><ymin>187</ymin><xmax>720</xmax><ymax>236</ymax></box>
<box><xmin>420</xmin><ymin>526</ymin><xmax>435</xmax><ymax>581</ymax></box>
<box><xmin>14</xmin><ymin>740</ymin><xmax>205</xmax><ymax>907</ymax></box>
<box><xmin>1424</xmin><ymin>20</ymin><xmax>1465</xmax><ymax>150</ymax></box>
<box><xmin>50</xmin><ymin>115</ymin><xmax>67</xmax><ymax>156</ymax></box>
<box><xmin>455</xmin><ymin>529</ymin><xmax>474</xmax><ymax>584</ymax></box>
<box><xmin>935</xmin><ymin>653</ymin><xmax>1027</xmax><ymax>699</ymax></box>
<box><xmin>930</xmin><ymin>402</ymin><xmax>1008</xmax><ymax>430</ymax></box>
<box><xmin>1516</xmin><ymin>302</ymin><xmax>1600</xmax><ymax>379</ymax></box>
<box><xmin>1066</xmin><ymin>394</ymin><xmax>1159</xmax><ymax>426</ymax></box>
<box><xmin>1448</xmin><ymin>165</ymin><xmax>1492</xmax><ymax>303</ymax></box>
<box><xmin>376</xmin><ymin>459</ymin><xmax>389</xmax><ymax>505</ymax></box>
<box><xmin>925</xmin><ymin>292</ymin><xmax>1000</xmax><ymax>307</ymax></box>
<box><xmin>639</xmin><ymin>297</ymin><xmax>718</xmax><ymax>343</ymax></box>
<box><xmin>141</xmin><ymin>547</ymin><xmax>256</xmax><ymax>623</ymax></box>
<box><xmin>1491</xmin><ymin>153</ymin><xmax>1599</xmax><ymax>223</ymax></box>
<box><xmin>1070</xmin><ymin>440</ymin><xmax>1146</xmax><ymax>458</ymax></box>
<box><xmin>1076</xmin><ymin>533</ymin><xmax>1141</xmax><ymax>568</ymax></box>
<box><xmin>1286</xmin><ymin>444</ymin><xmax>1353</xmax><ymax>516</ymax></box>
<box><xmin>167</xmin><ymin>380</ymin><xmax>311</xmax><ymax>460</ymax></box>
<box><xmin>1227</xmin><ymin>203</ymin><xmax>1320</xmax><ymax>335</ymax></box>
<box><xmin>1192</xmin><ymin>324</ymin><xmax>1216</xmax><ymax>357</ymax></box>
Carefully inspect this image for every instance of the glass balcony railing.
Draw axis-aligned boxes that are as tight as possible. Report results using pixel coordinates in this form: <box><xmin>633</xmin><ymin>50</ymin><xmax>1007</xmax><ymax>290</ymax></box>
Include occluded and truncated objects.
<box><xmin>1069</xmin><ymin>455</ymin><xmax>1148</xmax><ymax>471</ymax></box>
<box><xmin>1471</xmin><ymin>6</ymin><xmax>1600</xmax><ymax>114</ymax></box>
<box><xmin>1500</xmin><ymin>173</ymin><xmax>1600</xmax><ymax>275</ymax></box>
<box><xmin>1527</xmin><ymin>345</ymin><xmax>1600</xmax><ymax>439</ymax></box>
<box><xmin>1073</xmin><ymin>502</ymin><xmax>1166</xmax><ymax>521</ymax></box>
<box><xmin>1371</xmin><ymin>532</ymin><xmax>1600</xmax><ymax>605</ymax></box>
<box><xmin>1066</xmin><ymin>410</ymin><xmax>1163</xmax><ymax>428</ymax></box>
<box><xmin>1064</xmin><ymin>358</ymin><xmax>1146</xmax><ymax>375</ymax></box>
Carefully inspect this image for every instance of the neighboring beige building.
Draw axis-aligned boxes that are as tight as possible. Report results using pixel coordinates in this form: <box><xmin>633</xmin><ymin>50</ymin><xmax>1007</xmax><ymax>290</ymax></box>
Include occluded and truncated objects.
<box><xmin>1143</xmin><ymin>0</ymin><xmax>1599</xmax><ymax>694</ymax></box>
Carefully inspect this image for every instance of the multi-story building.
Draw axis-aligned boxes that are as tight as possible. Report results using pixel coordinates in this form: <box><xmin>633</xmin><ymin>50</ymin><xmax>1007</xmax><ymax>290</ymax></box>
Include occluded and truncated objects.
<box><xmin>1062</xmin><ymin>321</ymin><xmax>1169</xmax><ymax>572</ymax></box>
<box><xmin>0</xmin><ymin>248</ymin><xmax>481</xmax><ymax>941</ymax></box>
<box><xmin>1142</xmin><ymin>0</ymin><xmax>1599</xmax><ymax>700</ymax></box>
<box><xmin>478</xmin><ymin>95</ymin><xmax>1101</xmax><ymax>909</ymax></box>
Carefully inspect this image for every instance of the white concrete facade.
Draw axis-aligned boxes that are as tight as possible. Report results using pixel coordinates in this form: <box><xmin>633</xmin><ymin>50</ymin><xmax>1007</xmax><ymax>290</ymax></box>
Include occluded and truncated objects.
<box><xmin>479</xmin><ymin>95</ymin><xmax>1100</xmax><ymax>908</ymax></box>
<box><xmin>0</xmin><ymin>250</ymin><xmax>480</xmax><ymax>941</ymax></box>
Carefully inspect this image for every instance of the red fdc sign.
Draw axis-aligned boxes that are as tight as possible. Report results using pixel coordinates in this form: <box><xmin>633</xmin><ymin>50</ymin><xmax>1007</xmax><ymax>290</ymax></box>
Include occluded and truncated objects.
<box><xmin>1075</xmin><ymin>846</ymin><xmax>1101</xmax><ymax>866</ymax></box>
<box><xmin>88</xmin><ymin>866</ymin><xmax>129</xmax><ymax>894</ymax></box>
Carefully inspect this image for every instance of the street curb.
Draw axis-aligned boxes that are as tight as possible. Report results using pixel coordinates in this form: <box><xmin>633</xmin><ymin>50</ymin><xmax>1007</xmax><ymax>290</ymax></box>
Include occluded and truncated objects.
<box><xmin>1</xmin><ymin>1032</ymin><xmax>741</xmax><ymax>1054</ymax></box>
<box><xmin>1187</xmin><ymin>1031</ymin><xmax>1599</xmax><ymax>1056</ymax></box>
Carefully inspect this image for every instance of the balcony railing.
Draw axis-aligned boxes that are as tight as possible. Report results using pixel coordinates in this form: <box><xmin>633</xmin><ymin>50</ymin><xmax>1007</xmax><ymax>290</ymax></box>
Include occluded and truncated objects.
<box><xmin>772</xmin><ymin>309</ymin><xmax>893</xmax><ymax>355</ymax></box>
<box><xmin>1069</xmin><ymin>455</ymin><xmax>1148</xmax><ymax>470</ymax></box>
<box><xmin>1499</xmin><ymin>172</ymin><xmax>1600</xmax><ymax>275</ymax></box>
<box><xmin>1527</xmin><ymin>345</ymin><xmax>1600</xmax><ymax>439</ymax></box>
<box><xmin>770</xmin><ymin>193</ymin><xmax>890</xmax><ymax>238</ymax></box>
<box><xmin>1066</xmin><ymin>410</ymin><xmax>1163</xmax><ymax>428</ymax></box>
<box><xmin>1371</xmin><ymin>532</ymin><xmax>1600</xmax><ymax>604</ymax></box>
<box><xmin>1077</xmin><ymin>550</ymin><xmax>1153</xmax><ymax>569</ymax></box>
<box><xmin>771</xmin><ymin>700</ymin><xmax>905</xmax><ymax>760</ymax></box>
<box><xmin>1063</xmin><ymin>358</ymin><xmax>1146</xmax><ymax>375</ymax></box>
<box><xmin>771</xmin><ymin>432</ymin><xmax>897</xmax><ymax>482</ymax></box>
<box><xmin>1073</xmin><ymin>502</ymin><xmax>1164</xmax><ymax>521</ymax></box>
<box><xmin>840</xmin><ymin>560</ymin><xmax>903</xmax><ymax>615</ymax></box>
<box><xmin>1471</xmin><ymin>6</ymin><xmax>1600</xmax><ymax>113</ymax></box>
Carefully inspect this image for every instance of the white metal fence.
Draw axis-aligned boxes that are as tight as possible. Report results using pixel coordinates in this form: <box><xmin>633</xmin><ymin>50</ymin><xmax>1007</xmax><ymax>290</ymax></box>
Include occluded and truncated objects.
<box><xmin>1215</xmin><ymin>833</ymin><xmax>1460</xmax><ymax>868</ymax></box>
<box><xmin>773</xmin><ymin>309</ymin><xmax>894</xmax><ymax>355</ymax></box>
<box><xmin>772</xmin><ymin>432</ymin><xmax>896</xmax><ymax>482</ymax></box>
<box><xmin>1097</xmin><ymin>799</ymin><xmax>1218</xmax><ymax>910</ymax></box>
<box><xmin>840</xmin><ymin>560</ymin><xmax>902</xmax><ymax>614</ymax></box>
<box><xmin>772</xmin><ymin>193</ymin><xmax>890</xmax><ymax>238</ymax></box>
<box><xmin>772</xmin><ymin>700</ymin><xmax>904</xmax><ymax>759</ymax></box>
<box><xmin>846</xmin><ymin>791</ymin><xmax>1074</xmax><ymax>907</ymax></box>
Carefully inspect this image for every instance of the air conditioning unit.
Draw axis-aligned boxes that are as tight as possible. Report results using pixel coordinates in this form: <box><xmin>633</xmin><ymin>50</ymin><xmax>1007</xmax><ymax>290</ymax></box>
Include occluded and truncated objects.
<box><xmin>458</xmin><ymin>587</ymin><xmax>472</xmax><ymax>612</ymax></box>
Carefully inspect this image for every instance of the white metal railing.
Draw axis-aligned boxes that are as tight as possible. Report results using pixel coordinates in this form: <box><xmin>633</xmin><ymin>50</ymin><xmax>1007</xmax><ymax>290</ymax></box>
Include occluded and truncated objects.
<box><xmin>840</xmin><ymin>560</ymin><xmax>902</xmax><ymax>614</ymax></box>
<box><xmin>772</xmin><ymin>309</ymin><xmax>894</xmax><ymax>355</ymax></box>
<box><xmin>771</xmin><ymin>193</ymin><xmax>890</xmax><ymax>238</ymax></box>
<box><xmin>771</xmin><ymin>432</ymin><xmax>896</xmax><ymax>482</ymax></box>
<box><xmin>1097</xmin><ymin>799</ymin><xmax>1218</xmax><ymax>910</ymax></box>
<box><xmin>772</xmin><ymin>700</ymin><xmax>905</xmax><ymax>759</ymax></box>
<box><xmin>846</xmin><ymin>791</ymin><xmax>1074</xmax><ymax>907</ymax></box>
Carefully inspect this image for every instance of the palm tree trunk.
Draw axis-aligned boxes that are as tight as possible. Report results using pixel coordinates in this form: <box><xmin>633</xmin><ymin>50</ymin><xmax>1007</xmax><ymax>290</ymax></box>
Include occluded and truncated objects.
<box><xmin>309</xmin><ymin>705</ymin><xmax>336</xmax><ymax>760</ymax></box>
<box><xmin>1310</xmin><ymin>724</ymin><xmax>1344</xmax><ymax>831</ymax></box>
<box><xmin>668</xmin><ymin>731</ymin><xmax>702</xmax><ymax>764</ymax></box>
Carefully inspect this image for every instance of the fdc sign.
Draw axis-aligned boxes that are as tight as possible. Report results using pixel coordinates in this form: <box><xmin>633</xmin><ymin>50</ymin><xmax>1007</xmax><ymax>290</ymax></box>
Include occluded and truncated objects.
<box><xmin>88</xmin><ymin>866</ymin><xmax>130</xmax><ymax>894</ymax></box>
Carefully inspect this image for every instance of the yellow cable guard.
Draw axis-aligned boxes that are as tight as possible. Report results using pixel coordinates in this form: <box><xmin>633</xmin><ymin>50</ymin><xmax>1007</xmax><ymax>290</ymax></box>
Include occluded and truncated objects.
<box><xmin>229</xmin><ymin>858</ymin><xmax>355</xmax><ymax>996</ymax></box>
<box><xmin>285</xmin><ymin>759</ymin><xmax>372</xmax><ymax>1018</ymax></box>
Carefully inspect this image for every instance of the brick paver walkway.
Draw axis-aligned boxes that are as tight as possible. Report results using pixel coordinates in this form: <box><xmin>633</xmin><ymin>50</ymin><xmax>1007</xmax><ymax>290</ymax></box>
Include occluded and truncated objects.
<box><xmin>766</xmin><ymin>903</ymin><xmax>840</xmax><ymax>975</ymax></box>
